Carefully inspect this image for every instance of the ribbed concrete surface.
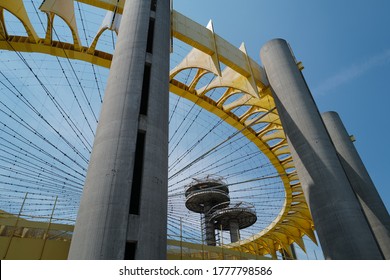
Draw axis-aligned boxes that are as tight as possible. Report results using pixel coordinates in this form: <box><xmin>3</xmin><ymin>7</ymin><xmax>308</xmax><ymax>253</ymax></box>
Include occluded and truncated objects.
<box><xmin>68</xmin><ymin>0</ymin><xmax>169</xmax><ymax>259</ymax></box>
<box><xmin>260</xmin><ymin>38</ymin><xmax>382</xmax><ymax>259</ymax></box>
<box><xmin>322</xmin><ymin>111</ymin><xmax>390</xmax><ymax>259</ymax></box>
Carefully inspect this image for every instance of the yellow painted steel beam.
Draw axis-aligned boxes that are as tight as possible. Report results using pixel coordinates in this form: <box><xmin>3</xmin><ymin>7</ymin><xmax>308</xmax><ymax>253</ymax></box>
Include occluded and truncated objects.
<box><xmin>172</xmin><ymin>10</ymin><xmax>269</xmax><ymax>89</ymax></box>
<box><xmin>0</xmin><ymin>37</ymin><xmax>112</xmax><ymax>68</ymax></box>
<box><xmin>40</xmin><ymin>0</ymin><xmax>82</xmax><ymax>50</ymax></box>
<box><xmin>75</xmin><ymin>0</ymin><xmax>125</xmax><ymax>13</ymax></box>
<box><xmin>0</xmin><ymin>0</ymin><xmax>39</xmax><ymax>43</ymax></box>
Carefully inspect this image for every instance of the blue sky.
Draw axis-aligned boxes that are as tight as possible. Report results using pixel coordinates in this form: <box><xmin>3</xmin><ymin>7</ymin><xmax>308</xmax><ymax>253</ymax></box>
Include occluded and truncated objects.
<box><xmin>174</xmin><ymin>0</ymin><xmax>390</xmax><ymax>211</ymax></box>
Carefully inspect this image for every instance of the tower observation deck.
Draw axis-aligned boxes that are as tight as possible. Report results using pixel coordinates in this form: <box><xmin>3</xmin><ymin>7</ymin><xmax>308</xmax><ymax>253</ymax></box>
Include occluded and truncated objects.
<box><xmin>210</xmin><ymin>201</ymin><xmax>257</xmax><ymax>243</ymax></box>
<box><xmin>185</xmin><ymin>176</ymin><xmax>230</xmax><ymax>246</ymax></box>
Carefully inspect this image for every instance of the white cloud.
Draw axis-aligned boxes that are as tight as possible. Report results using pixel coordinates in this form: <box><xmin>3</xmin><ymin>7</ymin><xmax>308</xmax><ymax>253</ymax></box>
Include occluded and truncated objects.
<box><xmin>313</xmin><ymin>49</ymin><xmax>390</xmax><ymax>96</ymax></box>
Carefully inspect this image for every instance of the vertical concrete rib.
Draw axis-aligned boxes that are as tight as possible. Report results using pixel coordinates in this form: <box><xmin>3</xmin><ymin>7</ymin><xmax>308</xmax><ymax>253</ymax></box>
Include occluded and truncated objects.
<box><xmin>133</xmin><ymin>0</ymin><xmax>170</xmax><ymax>260</ymax></box>
<box><xmin>322</xmin><ymin>111</ymin><xmax>390</xmax><ymax>259</ymax></box>
<box><xmin>260</xmin><ymin>38</ymin><xmax>383</xmax><ymax>259</ymax></box>
<box><xmin>68</xmin><ymin>0</ymin><xmax>169</xmax><ymax>259</ymax></box>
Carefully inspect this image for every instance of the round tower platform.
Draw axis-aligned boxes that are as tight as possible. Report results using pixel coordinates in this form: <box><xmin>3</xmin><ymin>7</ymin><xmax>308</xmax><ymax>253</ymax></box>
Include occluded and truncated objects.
<box><xmin>210</xmin><ymin>202</ymin><xmax>257</xmax><ymax>243</ymax></box>
<box><xmin>185</xmin><ymin>179</ymin><xmax>230</xmax><ymax>213</ymax></box>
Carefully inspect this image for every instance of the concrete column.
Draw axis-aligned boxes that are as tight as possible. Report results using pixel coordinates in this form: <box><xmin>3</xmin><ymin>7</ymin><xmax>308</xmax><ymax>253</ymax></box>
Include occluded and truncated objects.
<box><xmin>68</xmin><ymin>0</ymin><xmax>169</xmax><ymax>259</ymax></box>
<box><xmin>290</xmin><ymin>243</ymin><xmax>297</xmax><ymax>260</ymax></box>
<box><xmin>229</xmin><ymin>219</ymin><xmax>240</xmax><ymax>243</ymax></box>
<box><xmin>260</xmin><ymin>38</ymin><xmax>383</xmax><ymax>259</ymax></box>
<box><xmin>322</xmin><ymin>111</ymin><xmax>390</xmax><ymax>259</ymax></box>
<box><xmin>204</xmin><ymin>205</ymin><xmax>216</xmax><ymax>246</ymax></box>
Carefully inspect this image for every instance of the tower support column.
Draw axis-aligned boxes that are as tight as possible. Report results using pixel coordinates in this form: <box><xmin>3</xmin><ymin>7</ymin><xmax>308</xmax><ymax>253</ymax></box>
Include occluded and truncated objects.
<box><xmin>322</xmin><ymin>111</ymin><xmax>390</xmax><ymax>259</ymax></box>
<box><xmin>229</xmin><ymin>219</ymin><xmax>240</xmax><ymax>243</ymax></box>
<box><xmin>260</xmin><ymin>38</ymin><xmax>383</xmax><ymax>259</ymax></box>
<box><xmin>68</xmin><ymin>0</ymin><xmax>170</xmax><ymax>259</ymax></box>
<box><xmin>204</xmin><ymin>204</ymin><xmax>216</xmax><ymax>246</ymax></box>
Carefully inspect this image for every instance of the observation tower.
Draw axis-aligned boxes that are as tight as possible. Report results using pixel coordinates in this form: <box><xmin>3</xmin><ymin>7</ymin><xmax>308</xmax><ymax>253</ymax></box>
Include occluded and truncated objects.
<box><xmin>210</xmin><ymin>202</ymin><xmax>257</xmax><ymax>243</ymax></box>
<box><xmin>185</xmin><ymin>176</ymin><xmax>230</xmax><ymax>246</ymax></box>
<box><xmin>185</xmin><ymin>176</ymin><xmax>257</xmax><ymax>245</ymax></box>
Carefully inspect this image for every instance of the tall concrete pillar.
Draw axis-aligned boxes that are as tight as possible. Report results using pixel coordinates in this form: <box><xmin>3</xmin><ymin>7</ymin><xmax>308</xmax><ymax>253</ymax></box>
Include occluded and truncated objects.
<box><xmin>260</xmin><ymin>38</ymin><xmax>383</xmax><ymax>259</ymax></box>
<box><xmin>68</xmin><ymin>0</ymin><xmax>170</xmax><ymax>259</ymax></box>
<box><xmin>322</xmin><ymin>111</ymin><xmax>390</xmax><ymax>259</ymax></box>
